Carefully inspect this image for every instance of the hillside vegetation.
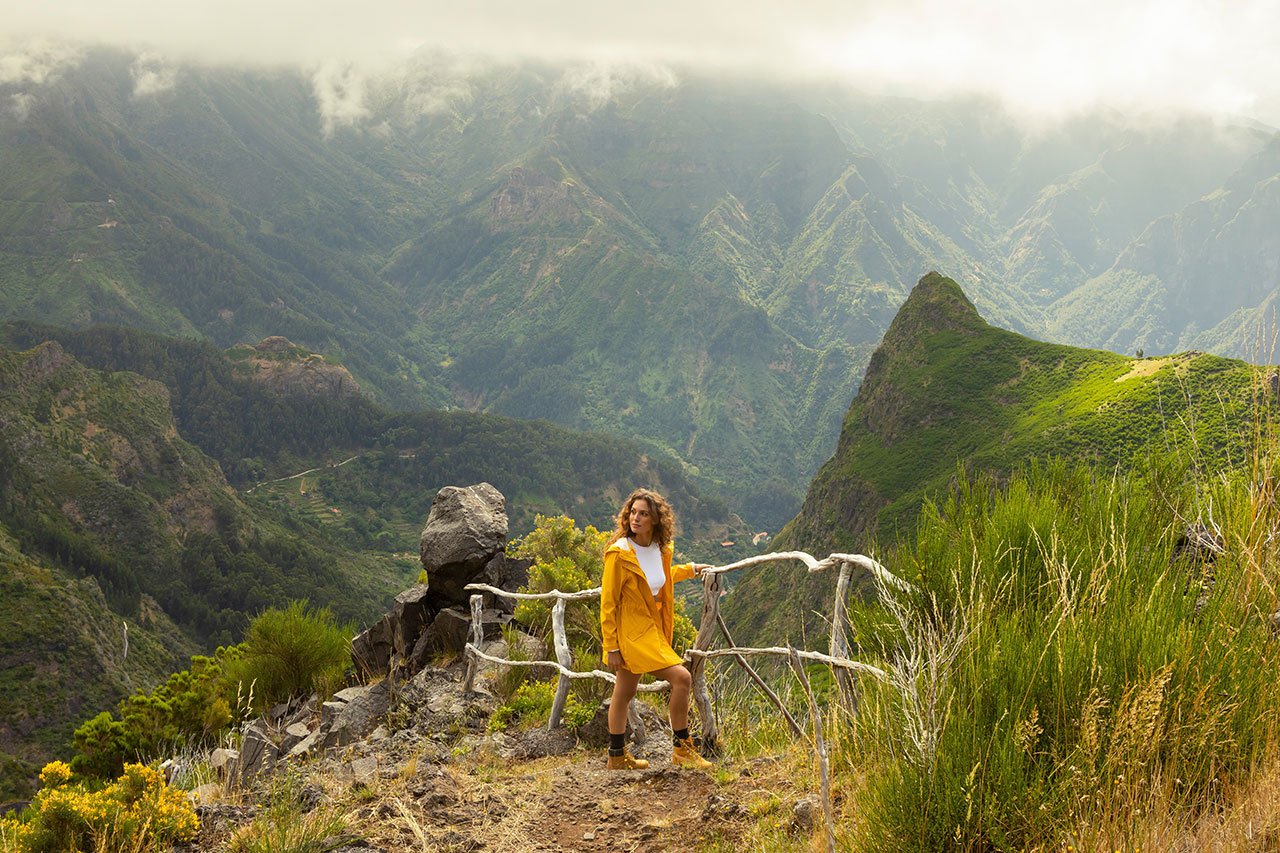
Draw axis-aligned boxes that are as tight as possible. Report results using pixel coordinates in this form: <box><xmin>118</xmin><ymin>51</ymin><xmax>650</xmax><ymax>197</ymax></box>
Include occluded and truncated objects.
<box><xmin>0</xmin><ymin>329</ymin><xmax>740</xmax><ymax>798</ymax></box>
<box><xmin>728</xmin><ymin>273</ymin><xmax>1267</xmax><ymax>643</ymax></box>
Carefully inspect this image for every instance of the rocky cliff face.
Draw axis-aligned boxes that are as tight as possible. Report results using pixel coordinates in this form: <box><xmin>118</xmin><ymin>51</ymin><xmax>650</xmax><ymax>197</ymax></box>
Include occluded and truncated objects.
<box><xmin>229</xmin><ymin>337</ymin><xmax>363</xmax><ymax>401</ymax></box>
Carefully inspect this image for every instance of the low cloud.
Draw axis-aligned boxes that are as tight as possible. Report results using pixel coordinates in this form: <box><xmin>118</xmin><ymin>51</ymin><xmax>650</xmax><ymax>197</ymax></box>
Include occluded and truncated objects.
<box><xmin>4</xmin><ymin>1</ymin><xmax>1279</xmax><ymax>126</ymax></box>
<box><xmin>0</xmin><ymin>39</ymin><xmax>82</xmax><ymax>86</ymax></box>
<box><xmin>555</xmin><ymin>62</ymin><xmax>679</xmax><ymax>112</ymax></box>
<box><xmin>311</xmin><ymin>62</ymin><xmax>372</xmax><ymax>136</ymax></box>
<box><xmin>8</xmin><ymin>92</ymin><xmax>35</xmax><ymax>120</ymax></box>
<box><xmin>130</xmin><ymin>52</ymin><xmax>176</xmax><ymax>98</ymax></box>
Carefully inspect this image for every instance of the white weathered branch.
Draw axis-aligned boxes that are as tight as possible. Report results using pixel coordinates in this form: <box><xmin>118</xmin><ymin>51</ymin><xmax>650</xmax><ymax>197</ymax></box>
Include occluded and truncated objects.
<box><xmin>700</xmin><ymin>550</ymin><xmax>915</xmax><ymax>594</ymax></box>
<box><xmin>686</xmin><ymin>646</ymin><xmax>889</xmax><ymax>681</ymax></box>
<box><xmin>548</xmin><ymin>599</ymin><xmax>574</xmax><ymax>729</ymax></box>
<box><xmin>464</xmin><ymin>644</ymin><xmax>669</xmax><ymax>692</ymax></box>
<box><xmin>463</xmin><ymin>583</ymin><xmax>601</xmax><ymax>601</ymax></box>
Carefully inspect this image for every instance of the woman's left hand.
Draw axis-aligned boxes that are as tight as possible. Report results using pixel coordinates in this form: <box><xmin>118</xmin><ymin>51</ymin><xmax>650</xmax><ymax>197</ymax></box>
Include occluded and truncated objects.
<box><xmin>692</xmin><ymin>563</ymin><xmax>712</xmax><ymax>576</ymax></box>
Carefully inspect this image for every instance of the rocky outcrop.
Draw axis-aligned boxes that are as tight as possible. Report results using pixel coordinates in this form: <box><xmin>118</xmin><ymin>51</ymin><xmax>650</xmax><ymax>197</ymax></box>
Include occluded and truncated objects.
<box><xmin>229</xmin><ymin>337</ymin><xmax>363</xmax><ymax>400</ymax></box>
<box><xmin>354</xmin><ymin>484</ymin><xmax>531</xmax><ymax>680</ymax></box>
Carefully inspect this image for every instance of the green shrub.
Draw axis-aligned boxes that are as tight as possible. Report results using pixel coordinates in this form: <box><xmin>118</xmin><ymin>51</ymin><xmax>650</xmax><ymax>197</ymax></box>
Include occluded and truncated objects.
<box><xmin>850</xmin><ymin>458</ymin><xmax>1280</xmax><ymax>850</ymax></box>
<box><xmin>0</xmin><ymin>761</ymin><xmax>199</xmax><ymax>852</ymax></box>
<box><xmin>488</xmin><ymin>680</ymin><xmax>558</xmax><ymax>732</ymax></box>
<box><xmin>223</xmin><ymin>600</ymin><xmax>354</xmax><ymax>712</ymax></box>
<box><xmin>71</xmin><ymin>648</ymin><xmax>242</xmax><ymax>779</ymax></box>
<box><xmin>510</xmin><ymin>515</ymin><xmax>607</xmax><ymax>649</ymax></box>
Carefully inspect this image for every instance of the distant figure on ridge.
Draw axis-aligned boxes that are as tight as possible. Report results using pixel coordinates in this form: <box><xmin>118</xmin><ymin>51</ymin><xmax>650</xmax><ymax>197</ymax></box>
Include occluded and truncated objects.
<box><xmin>600</xmin><ymin>487</ymin><xmax>714</xmax><ymax>771</ymax></box>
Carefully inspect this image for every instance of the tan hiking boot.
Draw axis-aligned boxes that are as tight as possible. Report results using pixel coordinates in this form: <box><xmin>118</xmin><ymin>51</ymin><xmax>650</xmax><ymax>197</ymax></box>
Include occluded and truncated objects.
<box><xmin>606</xmin><ymin>749</ymin><xmax>649</xmax><ymax>770</ymax></box>
<box><xmin>672</xmin><ymin>737</ymin><xmax>713</xmax><ymax>770</ymax></box>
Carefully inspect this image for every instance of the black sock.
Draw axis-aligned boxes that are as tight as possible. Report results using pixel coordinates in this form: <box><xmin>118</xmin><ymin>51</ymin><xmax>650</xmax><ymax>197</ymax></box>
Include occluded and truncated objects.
<box><xmin>608</xmin><ymin>732</ymin><xmax>626</xmax><ymax>755</ymax></box>
<box><xmin>673</xmin><ymin>727</ymin><xmax>690</xmax><ymax>745</ymax></box>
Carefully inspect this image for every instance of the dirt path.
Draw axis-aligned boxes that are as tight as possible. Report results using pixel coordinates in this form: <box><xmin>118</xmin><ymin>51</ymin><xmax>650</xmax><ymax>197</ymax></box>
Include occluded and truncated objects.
<box><xmin>352</xmin><ymin>742</ymin><xmax>785</xmax><ymax>852</ymax></box>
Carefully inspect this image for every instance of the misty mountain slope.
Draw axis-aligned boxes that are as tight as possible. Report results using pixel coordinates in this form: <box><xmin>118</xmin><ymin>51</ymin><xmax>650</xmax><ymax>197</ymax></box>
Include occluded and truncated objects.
<box><xmin>0</xmin><ymin>49</ymin><xmax>450</xmax><ymax>408</ymax></box>
<box><xmin>2</xmin><ymin>50</ymin><xmax>1277</xmax><ymax>523</ymax></box>
<box><xmin>1049</xmin><ymin>138</ymin><xmax>1280</xmax><ymax>355</ymax></box>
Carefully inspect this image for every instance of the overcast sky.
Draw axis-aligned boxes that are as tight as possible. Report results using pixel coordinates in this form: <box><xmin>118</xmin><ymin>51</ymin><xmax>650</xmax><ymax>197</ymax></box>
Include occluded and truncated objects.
<box><xmin>4</xmin><ymin>0</ymin><xmax>1279</xmax><ymax>126</ymax></box>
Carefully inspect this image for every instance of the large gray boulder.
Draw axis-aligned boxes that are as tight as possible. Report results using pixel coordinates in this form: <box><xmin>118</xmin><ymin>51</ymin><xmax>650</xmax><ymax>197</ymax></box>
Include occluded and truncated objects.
<box><xmin>420</xmin><ymin>484</ymin><xmax>509</xmax><ymax>608</ymax></box>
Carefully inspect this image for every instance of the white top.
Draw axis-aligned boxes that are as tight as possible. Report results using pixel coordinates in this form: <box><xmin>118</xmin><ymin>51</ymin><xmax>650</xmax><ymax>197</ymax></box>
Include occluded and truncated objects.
<box><xmin>629</xmin><ymin>538</ymin><xmax>666</xmax><ymax>596</ymax></box>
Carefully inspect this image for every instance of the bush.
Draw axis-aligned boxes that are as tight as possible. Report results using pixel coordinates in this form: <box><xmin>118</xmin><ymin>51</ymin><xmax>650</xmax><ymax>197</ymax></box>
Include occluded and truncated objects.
<box><xmin>71</xmin><ymin>648</ymin><xmax>243</xmax><ymax>779</ymax></box>
<box><xmin>1</xmin><ymin>761</ymin><xmax>199</xmax><ymax>852</ymax></box>
<box><xmin>488</xmin><ymin>680</ymin><xmax>594</xmax><ymax>732</ymax></box>
<box><xmin>510</xmin><ymin>515</ymin><xmax>607</xmax><ymax>649</ymax></box>
<box><xmin>223</xmin><ymin>600</ymin><xmax>354</xmax><ymax>712</ymax></box>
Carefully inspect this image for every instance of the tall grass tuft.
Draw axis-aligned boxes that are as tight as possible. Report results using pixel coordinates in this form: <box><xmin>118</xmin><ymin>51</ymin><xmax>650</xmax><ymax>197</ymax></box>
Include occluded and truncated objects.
<box><xmin>846</xmin><ymin>456</ymin><xmax>1280</xmax><ymax>850</ymax></box>
<box><xmin>223</xmin><ymin>600</ymin><xmax>353</xmax><ymax>711</ymax></box>
<box><xmin>226</xmin><ymin>772</ymin><xmax>346</xmax><ymax>853</ymax></box>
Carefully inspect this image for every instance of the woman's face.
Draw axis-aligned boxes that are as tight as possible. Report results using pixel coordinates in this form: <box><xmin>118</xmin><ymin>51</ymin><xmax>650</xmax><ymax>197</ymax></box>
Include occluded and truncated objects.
<box><xmin>628</xmin><ymin>498</ymin><xmax>654</xmax><ymax>542</ymax></box>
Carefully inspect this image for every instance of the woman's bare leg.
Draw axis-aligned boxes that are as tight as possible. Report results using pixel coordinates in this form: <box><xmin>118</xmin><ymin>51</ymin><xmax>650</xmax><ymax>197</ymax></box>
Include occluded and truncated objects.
<box><xmin>651</xmin><ymin>664</ymin><xmax>692</xmax><ymax>731</ymax></box>
<box><xmin>608</xmin><ymin>669</ymin><xmax>641</xmax><ymax>735</ymax></box>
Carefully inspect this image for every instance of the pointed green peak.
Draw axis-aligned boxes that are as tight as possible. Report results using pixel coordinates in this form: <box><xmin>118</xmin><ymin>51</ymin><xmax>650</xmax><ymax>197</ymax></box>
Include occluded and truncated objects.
<box><xmin>883</xmin><ymin>272</ymin><xmax>987</xmax><ymax>344</ymax></box>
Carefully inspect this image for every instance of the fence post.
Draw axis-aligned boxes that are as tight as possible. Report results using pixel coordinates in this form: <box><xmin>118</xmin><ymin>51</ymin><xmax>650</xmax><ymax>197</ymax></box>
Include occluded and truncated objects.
<box><xmin>627</xmin><ymin>699</ymin><xmax>646</xmax><ymax>746</ymax></box>
<box><xmin>688</xmin><ymin>571</ymin><xmax>722</xmax><ymax>754</ymax></box>
<box><xmin>829</xmin><ymin>560</ymin><xmax>859</xmax><ymax>712</ymax></box>
<box><xmin>548</xmin><ymin>598</ymin><xmax>573</xmax><ymax>729</ymax></box>
<box><xmin>789</xmin><ymin>645</ymin><xmax>837</xmax><ymax>853</ymax></box>
<box><xmin>461</xmin><ymin>594</ymin><xmax>484</xmax><ymax>694</ymax></box>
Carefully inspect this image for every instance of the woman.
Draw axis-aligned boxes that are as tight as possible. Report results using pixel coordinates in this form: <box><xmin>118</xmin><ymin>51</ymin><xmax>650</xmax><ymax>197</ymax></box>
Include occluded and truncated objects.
<box><xmin>599</xmin><ymin>487</ymin><xmax>714</xmax><ymax>770</ymax></box>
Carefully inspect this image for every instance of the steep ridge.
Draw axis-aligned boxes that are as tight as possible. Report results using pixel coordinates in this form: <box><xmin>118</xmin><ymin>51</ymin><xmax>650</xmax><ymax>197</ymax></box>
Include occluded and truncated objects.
<box><xmin>0</xmin><ymin>527</ymin><xmax>196</xmax><ymax>802</ymax></box>
<box><xmin>0</xmin><ymin>323</ymin><xmax>741</xmax><ymax>547</ymax></box>
<box><xmin>725</xmin><ymin>272</ymin><xmax>1260</xmax><ymax>642</ymax></box>
<box><xmin>0</xmin><ymin>340</ymin><xmax>403</xmax><ymax>642</ymax></box>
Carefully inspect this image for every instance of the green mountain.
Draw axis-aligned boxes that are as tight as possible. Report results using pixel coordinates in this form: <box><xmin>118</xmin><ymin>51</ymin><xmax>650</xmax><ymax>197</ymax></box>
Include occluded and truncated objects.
<box><xmin>2</xmin><ymin>48</ymin><xmax>1277</xmax><ymax>525</ymax></box>
<box><xmin>0</xmin><ymin>338</ymin><xmax>403</xmax><ymax>800</ymax></box>
<box><xmin>0</xmin><ymin>529</ymin><xmax>196</xmax><ymax>804</ymax></box>
<box><xmin>726</xmin><ymin>272</ymin><xmax>1262</xmax><ymax>642</ymax></box>
<box><xmin>0</xmin><ymin>322</ymin><xmax>740</xmax><ymax>546</ymax></box>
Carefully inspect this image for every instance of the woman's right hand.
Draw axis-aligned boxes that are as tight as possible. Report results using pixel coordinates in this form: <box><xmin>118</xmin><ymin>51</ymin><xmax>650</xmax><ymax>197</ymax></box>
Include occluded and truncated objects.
<box><xmin>607</xmin><ymin>650</ymin><xmax>624</xmax><ymax>671</ymax></box>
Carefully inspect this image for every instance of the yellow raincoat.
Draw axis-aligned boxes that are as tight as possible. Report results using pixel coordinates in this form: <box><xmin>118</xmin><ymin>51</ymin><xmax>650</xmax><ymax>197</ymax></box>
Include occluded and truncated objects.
<box><xmin>600</xmin><ymin>538</ymin><xmax>696</xmax><ymax>675</ymax></box>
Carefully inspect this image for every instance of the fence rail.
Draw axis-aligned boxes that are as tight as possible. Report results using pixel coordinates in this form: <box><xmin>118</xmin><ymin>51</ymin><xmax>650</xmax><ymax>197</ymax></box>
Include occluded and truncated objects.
<box><xmin>460</xmin><ymin>550</ymin><xmax>911</xmax><ymax>743</ymax></box>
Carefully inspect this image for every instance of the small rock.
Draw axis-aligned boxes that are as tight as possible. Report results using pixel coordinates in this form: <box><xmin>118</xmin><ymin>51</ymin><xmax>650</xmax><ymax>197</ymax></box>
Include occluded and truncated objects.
<box><xmin>286</xmin><ymin>728</ymin><xmax>322</xmax><ymax>760</ymax></box>
<box><xmin>321</xmin><ymin>700</ymin><xmax>347</xmax><ymax>728</ymax></box>
<box><xmin>239</xmin><ymin>720</ymin><xmax>279</xmax><ymax>785</ymax></box>
<box><xmin>208</xmin><ymin>742</ymin><xmax>239</xmax><ymax>778</ymax></box>
<box><xmin>703</xmin><ymin>794</ymin><xmax>743</xmax><ymax>820</ymax></box>
<box><xmin>583</xmin><ymin>830</ymin><xmax>596</xmax><ymax>841</ymax></box>
<box><xmin>188</xmin><ymin>783</ymin><xmax>222</xmax><ymax>805</ymax></box>
<box><xmin>334</xmin><ymin>686</ymin><xmax>370</xmax><ymax>703</ymax></box>
<box><xmin>791</xmin><ymin>796</ymin><xmax>820</xmax><ymax>832</ymax></box>
<box><xmin>350</xmin><ymin>756</ymin><xmax>379</xmax><ymax>782</ymax></box>
<box><xmin>281</xmin><ymin>722</ymin><xmax>312</xmax><ymax>752</ymax></box>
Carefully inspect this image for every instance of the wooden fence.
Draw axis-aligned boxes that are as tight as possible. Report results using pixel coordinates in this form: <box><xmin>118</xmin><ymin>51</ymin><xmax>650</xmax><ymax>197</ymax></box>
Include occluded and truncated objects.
<box><xmin>460</xmin><ymin>550</ymin><xmax>915</xmax><ymax>749</ymax></box>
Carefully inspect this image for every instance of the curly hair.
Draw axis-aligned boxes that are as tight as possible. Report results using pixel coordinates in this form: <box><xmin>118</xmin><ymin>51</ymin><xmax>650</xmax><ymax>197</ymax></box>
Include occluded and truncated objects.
<box><xmin>607</xmin><ymin>488</ymin><xmax>676</xmax><ymax>550</ymax></box>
